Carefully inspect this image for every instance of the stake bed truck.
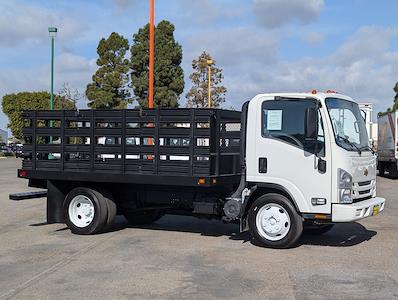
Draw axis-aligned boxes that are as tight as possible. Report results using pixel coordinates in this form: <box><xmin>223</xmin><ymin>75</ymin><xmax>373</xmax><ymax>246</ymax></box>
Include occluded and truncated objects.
<box><xmin>377</xmin><ymin>111</ymin><xmax>398</xmax><ymax>177</ymax></box>
<box><xmin>18</xmin><ymin>92</ymin><xmax>386</xmax><ymax>248</ymax></box>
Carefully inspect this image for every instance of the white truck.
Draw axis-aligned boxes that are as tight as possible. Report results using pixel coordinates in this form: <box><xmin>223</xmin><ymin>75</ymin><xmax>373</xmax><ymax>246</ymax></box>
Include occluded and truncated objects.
<box><xmin>18</xmin><ymin>92</ymin><xmax>386</xmax><ymax>248</ymax></box>
<box><xmin>377</xmin><ymin>111</ymin><xmax>398</xmax><ymax>176</ymax></box>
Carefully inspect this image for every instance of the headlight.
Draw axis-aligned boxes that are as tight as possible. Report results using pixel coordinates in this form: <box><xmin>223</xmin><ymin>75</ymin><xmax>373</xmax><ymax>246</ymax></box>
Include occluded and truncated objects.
<box><xmin>338</xmin><ymin>169</ymin><xmax>353</xmax><ymax>204</ymax></box>
<box><xmin>339</xmin><ymin>169</ymin><xmax>352</xmax><ymax>188</ymax></box>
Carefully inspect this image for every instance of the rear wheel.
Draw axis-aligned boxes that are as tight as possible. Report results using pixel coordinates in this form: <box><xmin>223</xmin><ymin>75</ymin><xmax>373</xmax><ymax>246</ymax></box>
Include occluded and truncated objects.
<box><xmin>248</xmin><ymin>193</ymin><xmax>303</xmax><ymax>249</ymax></box>
<box><xmin>123</xmin><ymin>210</ymin><xmax>163</xmax><ymax>225</ymax></box>
<box><xmin>102</xmin><ymin>189</ymin><xmax>117</xmax><ymax>231</ymax></box>
<box><xmin>64</xmin><ymin>187</ymin><xmax>112</xmax><ymax>235</ymax></box>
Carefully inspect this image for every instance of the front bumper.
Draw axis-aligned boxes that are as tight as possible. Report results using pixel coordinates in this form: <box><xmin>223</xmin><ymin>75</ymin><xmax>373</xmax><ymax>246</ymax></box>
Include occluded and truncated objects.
<box><xmin>332</xmin><ymin>197</ymin><xmax>386</xmax><ymax>222</ymax></box>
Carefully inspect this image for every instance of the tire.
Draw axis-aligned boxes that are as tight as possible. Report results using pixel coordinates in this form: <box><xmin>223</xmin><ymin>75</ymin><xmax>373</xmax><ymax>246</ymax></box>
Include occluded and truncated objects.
<box><xmin>389</xmin><ymin>164</ymin><xmax>398</xmax><ymax>178</ymax></box>
<box><xmin>303</xmin><ymin>223</ymin><xmax>334</xmax><ymax>235</ymax></box>
<box><xmin>378</xmin><ymin>164</ymin><xmax>385</xmax><ymax>177</ymax></box>
<box><xmin>248</xmin><ymin>193</ymin><xmax>303</xmax><ymax>249</ymax></box>
<box><xmin>101</xmin><ymin>189</ymin><xmax>117</xmax><ymax>231</ymax></box>
<box><xmin>64</xmin><ymin>187</ymin><xmax>109</xmax><ymax>235</ymax></box>
<box><xmin>123</xmin><ymin>210</ymin><xmax>163</xmax><ymax>225</ymax></box>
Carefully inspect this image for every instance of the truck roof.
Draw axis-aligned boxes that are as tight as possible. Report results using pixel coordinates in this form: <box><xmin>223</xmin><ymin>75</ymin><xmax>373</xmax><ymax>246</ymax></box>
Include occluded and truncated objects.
<box><xmin>253</xmin><ymin>92</ymin><xmax>356</xmax><ymax>103</ymax></box>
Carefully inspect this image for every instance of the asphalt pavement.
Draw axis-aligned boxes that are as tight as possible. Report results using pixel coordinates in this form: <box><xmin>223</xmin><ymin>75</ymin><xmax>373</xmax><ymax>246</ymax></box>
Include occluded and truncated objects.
<box><xmin>0</xmin><ymin>158</ymin><xmax>397</xmax><ymax>299</ymax></box>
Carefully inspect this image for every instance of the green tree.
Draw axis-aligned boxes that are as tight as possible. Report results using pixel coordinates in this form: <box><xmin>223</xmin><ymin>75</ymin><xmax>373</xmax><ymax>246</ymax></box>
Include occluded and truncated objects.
<box><xmin>393</xmin><ymin>82</ymin><xmax>398</xmax><ymax>111</ymax></box>
<box><xmin>86</xmin><ymin>32</ymin><xmax>131</xmax><ymax>109</ymax></box>
<box><xmin>186</xmin><ymin>51</ymin><xmax>227</xmax><ymax>108</ymax></box>
<box><xmin>2</xmin><ymin>91</ymin><xmax>75</xmax><ymax>139</ymax></box>
<box><xmin>130</xmin><ymin>20</ymin><xmax>184</xmax><ymax>108</ymax></box>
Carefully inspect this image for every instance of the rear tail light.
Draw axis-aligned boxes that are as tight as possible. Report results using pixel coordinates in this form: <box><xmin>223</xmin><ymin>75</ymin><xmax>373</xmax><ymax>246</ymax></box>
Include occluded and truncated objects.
<box><xmin>19</xmin><ymin>170</ymin><xmax>27</xmax><ymax>178</ymax></box>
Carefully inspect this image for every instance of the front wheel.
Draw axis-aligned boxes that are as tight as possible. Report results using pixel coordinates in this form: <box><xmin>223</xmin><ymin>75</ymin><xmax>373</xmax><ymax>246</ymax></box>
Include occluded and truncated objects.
<box><xmin>248</xmin><ymin>193</ymin><xmax>303</xmax><ymax>249</ymax></box>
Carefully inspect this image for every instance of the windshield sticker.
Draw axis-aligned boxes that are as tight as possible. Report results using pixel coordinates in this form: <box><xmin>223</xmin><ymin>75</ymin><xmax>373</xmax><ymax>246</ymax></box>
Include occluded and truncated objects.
<box><xmin>267</xmin><ymin>110</ymin><xmax>283</xmax><ymax>131</ymax></box>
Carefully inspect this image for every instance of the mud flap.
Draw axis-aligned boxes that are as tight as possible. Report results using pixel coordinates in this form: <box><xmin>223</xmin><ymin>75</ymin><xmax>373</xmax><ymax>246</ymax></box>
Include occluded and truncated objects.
<box><xmin>47</xmin><ymin>180</ymin><xmax>66</xmax><ymax>224</ymax></box>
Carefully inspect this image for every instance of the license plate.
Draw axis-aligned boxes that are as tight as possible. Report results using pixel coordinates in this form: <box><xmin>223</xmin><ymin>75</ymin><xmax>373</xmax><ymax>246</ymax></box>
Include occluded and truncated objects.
<box><xmin>373</xmin><ymin>205</ymin><xmax>380</xmax><ymax>216</ymax></box>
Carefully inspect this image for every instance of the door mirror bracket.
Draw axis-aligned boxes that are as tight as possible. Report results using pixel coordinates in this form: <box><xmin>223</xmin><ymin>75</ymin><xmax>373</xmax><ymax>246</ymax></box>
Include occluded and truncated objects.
<box><xmin>318</xmin><ymin>157</ymin><xmax>327</xmax><ymax>174</ymax></box>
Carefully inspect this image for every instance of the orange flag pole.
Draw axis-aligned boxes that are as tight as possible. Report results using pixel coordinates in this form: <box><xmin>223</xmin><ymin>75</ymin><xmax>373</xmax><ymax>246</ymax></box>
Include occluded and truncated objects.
<box><xmin>148</xmin><ymin>0</ymin><xmax>155</xmax><ymax>109</ymax></box>
<box><xmin>147</xmin><ymin>0</ymin><xmax>155</xmax><ymax>154</ymax></box>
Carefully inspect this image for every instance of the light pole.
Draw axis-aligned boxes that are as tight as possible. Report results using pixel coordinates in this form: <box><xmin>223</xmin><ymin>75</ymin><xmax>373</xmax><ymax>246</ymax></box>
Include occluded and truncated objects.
<box><xmin>48</xmin><ymin>27</ymin><xmax>57</xmax><ymax>111</ymax></box>
<box><xmin>207</xmin><ymin>59</ymin><xmax>213</xmax><ymax>108</ymax></box>
<box><xmin>48</xmin><ymin>27</ymin><xmax>57</xmax><ymax>153</ymax></box>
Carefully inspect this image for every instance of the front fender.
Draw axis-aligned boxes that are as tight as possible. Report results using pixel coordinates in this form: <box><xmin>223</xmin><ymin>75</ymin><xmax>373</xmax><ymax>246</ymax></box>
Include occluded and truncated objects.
<box><xmin>247</xmin><ymin>177</ymin><xmax>310</xmax><ymax>213</ymax></box>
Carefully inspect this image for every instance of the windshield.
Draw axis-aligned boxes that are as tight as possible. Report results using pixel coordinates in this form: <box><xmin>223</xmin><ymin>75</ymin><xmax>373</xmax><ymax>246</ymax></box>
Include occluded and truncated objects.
<box><xmin>326</xmin><ymin>98</ymin><xmax>370</xmax><ymax>152</ymax></box>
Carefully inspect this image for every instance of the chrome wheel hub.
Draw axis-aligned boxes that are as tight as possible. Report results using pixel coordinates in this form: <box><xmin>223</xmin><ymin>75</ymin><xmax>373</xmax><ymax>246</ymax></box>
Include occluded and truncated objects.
<box><xmin>68</xmin><ymin>195</ymin><xmax>95</xmax><ymax>228</ymax></box>
<box><xmin>256</xmin><ymin>203</ymin><xmax>291</xmax><ymax>241</ymax></box>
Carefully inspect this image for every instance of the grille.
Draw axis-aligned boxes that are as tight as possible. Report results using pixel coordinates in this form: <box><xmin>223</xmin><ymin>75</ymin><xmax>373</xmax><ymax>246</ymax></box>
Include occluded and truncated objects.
<box><xmin>359</xmin><ymin>189</ymin><xmax>371</xmax><ymax>195</ymax></box>
<box><xmin>358</xmin><ymin>181</ymin><xmax>371</xmax><ymax>186</ymax></box>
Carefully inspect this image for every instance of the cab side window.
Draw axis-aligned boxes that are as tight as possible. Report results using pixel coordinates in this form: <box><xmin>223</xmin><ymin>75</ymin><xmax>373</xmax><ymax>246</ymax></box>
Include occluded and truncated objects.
<box><xmin>262</xmin><ymin>100</ymin><xmax>325</xmax><ymax>156</ymax></box>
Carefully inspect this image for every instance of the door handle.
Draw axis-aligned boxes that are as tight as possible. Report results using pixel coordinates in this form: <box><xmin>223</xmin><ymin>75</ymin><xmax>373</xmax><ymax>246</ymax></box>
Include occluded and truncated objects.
<box><xmin>259</xmin><ymin>158</ymin><xmax>267</xmax><ymax>173</ymax></box>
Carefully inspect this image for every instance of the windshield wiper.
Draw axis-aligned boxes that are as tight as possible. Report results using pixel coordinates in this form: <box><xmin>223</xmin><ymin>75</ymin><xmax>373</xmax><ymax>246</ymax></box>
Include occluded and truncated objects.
<box><xmin>338</xmin><ymin>136</ymin><xmax>362</xmax><ymax>155</ymax></box>
<box><xmin>359</xmin><ymin>145</ymin><xmax>375</xmax><ymax>154</ymax></box>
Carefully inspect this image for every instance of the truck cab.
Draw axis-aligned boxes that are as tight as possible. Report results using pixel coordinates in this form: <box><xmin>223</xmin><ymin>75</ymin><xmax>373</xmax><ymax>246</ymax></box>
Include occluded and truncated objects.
<box><xmin>239</xmin><ymin>92</ymin><xmax>385</xmax><ymax>247</ymax></box>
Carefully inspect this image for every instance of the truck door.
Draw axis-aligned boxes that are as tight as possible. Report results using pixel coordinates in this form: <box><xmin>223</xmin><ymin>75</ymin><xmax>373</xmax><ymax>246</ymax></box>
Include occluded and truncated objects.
<box><xmin>252</xmin><ymin>98</ymin><xmax>332</xmax><ymax>214</ymax></box>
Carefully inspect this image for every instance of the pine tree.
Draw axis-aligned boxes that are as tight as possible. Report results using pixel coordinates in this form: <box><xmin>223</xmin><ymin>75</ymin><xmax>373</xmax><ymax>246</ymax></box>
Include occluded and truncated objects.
<box><xmin>130</xmin><ymin>20</ymin><xmax>184</xmax><ymax>108</ymax></box>
<box><xmin>186</xmin><ymin>51</ymin><xmax>227</xmax><ymax>108</ymax></box>
<box><xmin>86</xmin><ymin>32</ymin><xmax>130</xmax><ymax>109</ymax></box>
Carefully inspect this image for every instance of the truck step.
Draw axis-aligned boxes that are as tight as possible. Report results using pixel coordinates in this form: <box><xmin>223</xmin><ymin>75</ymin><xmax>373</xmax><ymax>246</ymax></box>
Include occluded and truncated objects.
<box><xmin>9</xmin><ymin>191</ymin><xmax>47</xmax><ymax>201</ymax></box>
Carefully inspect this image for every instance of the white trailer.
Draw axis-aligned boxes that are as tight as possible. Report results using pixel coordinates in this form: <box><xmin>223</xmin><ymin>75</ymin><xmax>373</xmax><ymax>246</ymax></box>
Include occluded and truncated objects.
<box><xmin>377</xmin><ymin>111</ymin><xmax>398</xmax><ymax>176</ymax></box>
<box><xmin>359</xmin><ymin>103</ymin><xmax>377</xmax><ymax>148</ymax></box>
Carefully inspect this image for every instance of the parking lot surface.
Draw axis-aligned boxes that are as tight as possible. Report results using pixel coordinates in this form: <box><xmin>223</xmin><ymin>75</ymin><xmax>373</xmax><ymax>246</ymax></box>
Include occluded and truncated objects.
<box><xmin>0</xmin><ymin>157</ymin><xmax>397</xmax><ymax>299</ymax></box>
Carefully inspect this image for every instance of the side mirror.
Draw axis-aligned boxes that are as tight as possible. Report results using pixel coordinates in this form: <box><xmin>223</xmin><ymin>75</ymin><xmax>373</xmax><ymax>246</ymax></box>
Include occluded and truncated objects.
<box><xmin>305</xmin><ymin>107</ymin><xmax>319</xmax><ymax>140</ymax></box>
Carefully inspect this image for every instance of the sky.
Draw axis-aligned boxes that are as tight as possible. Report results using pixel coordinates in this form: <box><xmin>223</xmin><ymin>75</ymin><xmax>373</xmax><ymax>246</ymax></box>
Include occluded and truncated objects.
<box><xmin>1</xmin><ymin>0</ymin><xmax>398</xmax><ymax>133</ymax></box>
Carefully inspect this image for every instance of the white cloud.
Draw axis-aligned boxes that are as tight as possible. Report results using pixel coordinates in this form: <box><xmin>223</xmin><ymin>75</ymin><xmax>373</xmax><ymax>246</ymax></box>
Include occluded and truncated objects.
<box><xmin>185</xmin><ymin>28</ymin><xmax>280</xmax><ymax>67</ymax></box>
<box><xmin>0</xmin><ymin>1</ymin><xmax>87</xmax><ymax>47</ymax></box>
<box><xmin>332</xmin><ymin>26</ymin><xmax>398</xmax><ymax>64</ymax></box>
<box><xmin>182</xmin><ymin>25</ymin><xmax>398</xmax><ymax>116</ymax></box>
<box><xmin>0</xmin><ymin>52</ymin><xmax>96</xmax><ymax>130</ymax></box>
<box><xmin>111</xmin><ymin>0</ymin><xmax>140</xmax><ymax>11</ymax></box>
<box><xmin>182</xmin><ymin>27</ymin><xmax>282</xmax><ymax>107</ymax></box>
<box><xmin>253</xmin><ymin>0</ymin><xmax>324</xmax><ymax>28</ymax></box>
<box><xmin>175</xmin><ymin>0</ymin><xmax>244</xmax><ymax>25</ymax></box>
<box><xmin>0</xmin><ymin>53</ymin><xmax>95</xmax><ymax>95</ymax></box>
<box><xmin>224</xmin><ymin>26</ymin><xmax>398</xmax><ymax>116</ymax></box>
<box><xmin>303</xmin><ymin>32</ymin><xmax>324</xmax><ymax>45</ymax></box>
<box><xmin>57</xmin><ymin>53</ymin><xmax>97</xmax><ymax>73</ymax></box>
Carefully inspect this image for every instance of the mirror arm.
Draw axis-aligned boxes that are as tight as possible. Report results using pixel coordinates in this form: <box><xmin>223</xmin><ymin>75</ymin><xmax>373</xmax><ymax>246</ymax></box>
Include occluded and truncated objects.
<box><xmin>313</xmin><ymin>102</ymin><xmax>326</xmax><ymax>173</ymax></box>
